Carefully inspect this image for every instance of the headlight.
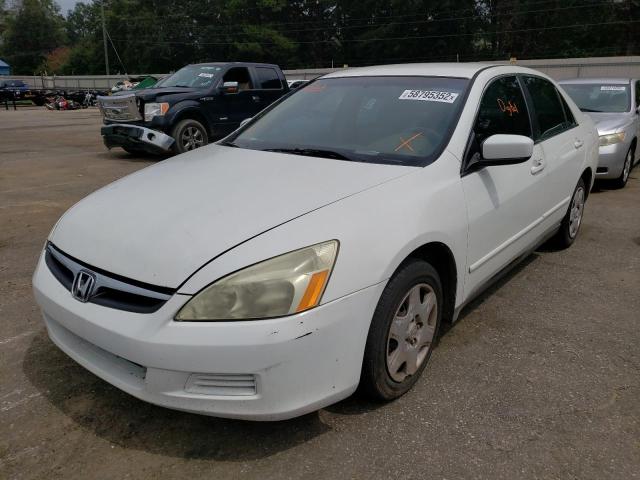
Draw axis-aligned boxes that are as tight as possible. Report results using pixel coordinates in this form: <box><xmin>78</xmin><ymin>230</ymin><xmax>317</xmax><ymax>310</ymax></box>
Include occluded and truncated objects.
<box><xmin>599</xmin><ymin>132</ymin><xmax>625</xmax><ymax>146</ymax></box>
<box><xmin>144</xmin><ymin>102</ymin><xmax>169</xmax><ymax>121</ymax></box>
<box><xmin>175</xmin><ymin>240</ymin><xmax>339</xmax><ymax>321</ymax></box>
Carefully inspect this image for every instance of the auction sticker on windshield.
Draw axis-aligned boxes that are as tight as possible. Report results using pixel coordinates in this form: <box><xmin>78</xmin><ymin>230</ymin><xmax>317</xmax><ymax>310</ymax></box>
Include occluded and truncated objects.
<box><xmin>399</xmin><ymin>90</ymin><xmax>459</xmax><ymax>103</ymax></box>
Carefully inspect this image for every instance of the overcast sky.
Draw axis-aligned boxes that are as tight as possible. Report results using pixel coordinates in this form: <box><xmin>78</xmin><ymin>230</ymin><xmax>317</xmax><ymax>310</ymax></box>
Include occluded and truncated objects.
<box><xmin>57</xmin><ymin>0</ymin><xmax>80</xmax><ymax>15</ymax></box>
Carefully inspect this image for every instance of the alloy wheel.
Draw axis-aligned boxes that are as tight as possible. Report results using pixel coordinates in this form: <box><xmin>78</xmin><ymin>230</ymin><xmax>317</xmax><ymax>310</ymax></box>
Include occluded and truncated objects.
<box><xmin>182</xmin><ymin>126</ymin><xmax>205</xmax><ymax>151</ymax></box>
<box><xmin>386</xmin><ymin>283</ymin><xmax>438</xmax><ymax>382</ymax></box>
<box><xmin>568</xmin><ymin>186</ymin><xmax>585</xmax><ymax>239</ymax></box>
<box><xmin>622</xmin><ymin>150</ymin><xmax>632</xmax><ymax>183</ymax></box>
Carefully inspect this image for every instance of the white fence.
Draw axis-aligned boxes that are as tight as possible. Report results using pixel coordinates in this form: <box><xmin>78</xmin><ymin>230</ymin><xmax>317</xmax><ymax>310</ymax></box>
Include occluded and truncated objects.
<box><xmin>3</xmin><ymin>56</ymin><xmax>639</xmax><ymax>90</ymax></box>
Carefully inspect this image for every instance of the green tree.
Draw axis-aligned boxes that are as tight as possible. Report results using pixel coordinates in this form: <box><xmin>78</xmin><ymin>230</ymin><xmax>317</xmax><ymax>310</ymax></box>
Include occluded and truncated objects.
<box><xmin>2</xmin><ymin>0</ymin><xmax>66</xmax><ymax>74</ymax></box>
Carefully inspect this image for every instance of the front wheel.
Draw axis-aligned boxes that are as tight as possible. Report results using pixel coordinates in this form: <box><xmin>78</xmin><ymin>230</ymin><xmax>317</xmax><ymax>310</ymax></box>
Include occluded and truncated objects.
<box><xmin>612</xmin><ymin>147</ymin><xmax>633</xmax><ymax>189</ymax></box>
<box><xmin>551</xmin><ymin>177</ymin><xmax>586</xmax><ymax>249</ymax></box>
<box><xmin>171</xmin><ymin>119</ymin><xmax>209</xmax><ymax>154</ymax></box>
<box><xmin>360</xmin><ymin>259</ymin><xmax>442</xmax><ymax>401</ymax></box>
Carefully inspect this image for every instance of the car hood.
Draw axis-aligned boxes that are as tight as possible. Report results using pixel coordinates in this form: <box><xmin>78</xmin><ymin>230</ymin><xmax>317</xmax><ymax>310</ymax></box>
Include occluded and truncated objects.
<box><xmin>586</xmin><ymin>112</ymin><xmax>633</xmax><ymax>134</ymax></box>
<box><xmin>50</xmin><ymin>146</ymin><xmax>414</xmax><ymax>288</ymax></box>
<box><xmin>116</xmin><ymin>87</ymin><xmax>198</xmax><ymax>101</ymax></box>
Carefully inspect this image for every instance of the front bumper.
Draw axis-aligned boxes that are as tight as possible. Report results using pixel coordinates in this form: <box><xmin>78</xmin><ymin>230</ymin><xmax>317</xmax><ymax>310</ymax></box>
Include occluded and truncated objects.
<box><xmin>101</xmin><ymin>124</ymin><xmax>174</xmax><ymax>154</ymax></box>
<box><xmin>32</xmin><ymin>253</ymin><xmax>383</xmax><ymax>420</ymax></box>
<box><xmin>596</xmin><ymin>141</ymin><xmax>630</xmax><ymax>179</ymax></box>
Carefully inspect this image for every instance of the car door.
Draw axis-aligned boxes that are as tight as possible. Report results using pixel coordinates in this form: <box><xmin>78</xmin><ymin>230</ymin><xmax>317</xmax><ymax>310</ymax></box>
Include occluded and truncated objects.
<box><xmin>214</xmin><ymin>66</ymin><xmax>257</xmax><ymax>136</ymax></box>
<box><xmin>251</xmin><ymin>66</ymin><xmax>286</xmax><ymax>110</ymax></box>
<box><xmin>461</xmin><ymin>75</ymin><xmax>549</xmax><ymax>297</ymax></box>
<box><xmin>635</xmin><ymin>80</ymin><xmax>640</xmax><ymax>163</ymax></box>
<box><xmin>520</xmin><ymin>75</ymin><xmax>585</xmax><ymax>226</ymax></box>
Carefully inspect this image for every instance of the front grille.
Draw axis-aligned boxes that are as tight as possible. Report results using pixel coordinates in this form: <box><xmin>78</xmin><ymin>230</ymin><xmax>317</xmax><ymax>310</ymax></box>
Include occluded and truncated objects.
<box><xmin>185</xmin><ymin>373</ymin><xmax>257</xmax><ymax>396</ymax></box>
<box><xmin>45</xmin><ymin>242</ymin><xmax>175</xmax><ymax>314</ymax></box>
<box><xmin>97</xmin><ymin>93</ymin><xmax>142</xmax><ymax>122</ymax></box>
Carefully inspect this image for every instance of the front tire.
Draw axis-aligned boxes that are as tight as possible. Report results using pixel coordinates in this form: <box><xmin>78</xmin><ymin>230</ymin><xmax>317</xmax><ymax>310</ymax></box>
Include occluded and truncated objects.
<box><xmin>171</xmin><ymin>119</ymin><xmax>209</xmax><ymax>154</ymax></box>
<box><xmin>360</xmin><ymin>259</ymin><xmax>442</xmax><ymax>401</ymax></box>
<box><xmin>552</xmin><ymin>177</ymin><xmax>586</xmax><ymax>249</ymax></box>
<box><xmin>612</xmin><ymin>147</ymin><xmax>633</xmax><ymax>189</ymax></box>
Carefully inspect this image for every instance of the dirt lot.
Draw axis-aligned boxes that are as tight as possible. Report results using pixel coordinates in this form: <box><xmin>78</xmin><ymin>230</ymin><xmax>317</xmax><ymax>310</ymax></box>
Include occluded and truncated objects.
<box><xmin>1</xmin><ymin>108</ymin><xmax>639</xmax><ymax>480</ymax></box>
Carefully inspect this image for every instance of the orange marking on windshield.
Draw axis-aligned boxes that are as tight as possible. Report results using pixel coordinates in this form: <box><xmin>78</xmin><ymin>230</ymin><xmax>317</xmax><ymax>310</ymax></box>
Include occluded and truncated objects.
<box><xmin>395</xmin><ymin>132</ymin><xmax>423</xmax><ymax>152</ymax></box>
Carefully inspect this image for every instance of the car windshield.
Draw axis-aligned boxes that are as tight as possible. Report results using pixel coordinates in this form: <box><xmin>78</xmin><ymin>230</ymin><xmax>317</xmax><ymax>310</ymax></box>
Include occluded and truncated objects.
<box><xmin>155</xmin><ymin>65</ymin><xmax>222</xmax><ymax>89</ymax></box>
<box><xmin>561</xmin><ymin>83</ymin><xmax>631</xmax><ymax>113</ymax></box>
<box><xmin>228</xmin><ymin>76</ymin><xmax>469</xmax><ymax>166</ymax></box>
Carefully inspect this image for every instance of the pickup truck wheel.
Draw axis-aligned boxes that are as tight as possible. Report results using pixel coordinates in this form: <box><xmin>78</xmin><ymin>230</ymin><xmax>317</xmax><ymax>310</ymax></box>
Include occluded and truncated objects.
<box><xmin>360</xmin><ymin>259</ymin><xmax>442</xmax><ymax>401</ymax></box>
<box><xmin>172</xmin><ymin>119</ymin><xmax>208</xmax><ymax>154</ymax></box>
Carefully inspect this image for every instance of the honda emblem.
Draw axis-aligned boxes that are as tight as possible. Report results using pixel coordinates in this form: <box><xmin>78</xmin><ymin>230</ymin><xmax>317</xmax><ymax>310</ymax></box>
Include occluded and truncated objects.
<box><xmin>72</xmin><ymin>270</ymin><xmax>96</xmax><ymax>303</ymax></box>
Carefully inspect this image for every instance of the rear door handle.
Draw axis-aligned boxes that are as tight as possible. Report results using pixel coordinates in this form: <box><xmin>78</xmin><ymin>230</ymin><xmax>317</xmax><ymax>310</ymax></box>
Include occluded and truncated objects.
<box><xmin>252</xmin><ymin>95</ymin><xmax>261</xmax><ymax>102</ymax></box>
<box><xmin>530</xmin><ymin>158</ymin><xmax>545</xmax><ymax>175</ymax></box>
<box><xmin>574</xmin><ymin>139</ymin><xmax>584</xmax><ymax>149</ymax></box>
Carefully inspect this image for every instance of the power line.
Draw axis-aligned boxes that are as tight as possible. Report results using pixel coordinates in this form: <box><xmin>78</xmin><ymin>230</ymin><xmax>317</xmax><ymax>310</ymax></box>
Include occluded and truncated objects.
<box><xmin>109</xmin><ymin>19</ymin><xmax>640</xmax><ymax>47</ymax></box>
<box><xmin>114</xmin><ymin>1</ymin><xmax>618</xmax><ymax>38</ymax></box>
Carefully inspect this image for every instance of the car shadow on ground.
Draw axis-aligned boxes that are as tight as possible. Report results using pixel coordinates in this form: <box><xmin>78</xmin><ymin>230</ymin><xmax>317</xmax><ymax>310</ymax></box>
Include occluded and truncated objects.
<box><xmin>22</xmin><ymin>253</ymin><xmax>541</xmax><ymax>457</ymax></box>
<box><xmin>21</xmin><ymin>333</ymin><xmax>330</xmax><ymax>461</ymax></box>
<box><xmin>97</xmin><ymin>150</ymin><xmax>170</xmax><ymax>163</ymax></box>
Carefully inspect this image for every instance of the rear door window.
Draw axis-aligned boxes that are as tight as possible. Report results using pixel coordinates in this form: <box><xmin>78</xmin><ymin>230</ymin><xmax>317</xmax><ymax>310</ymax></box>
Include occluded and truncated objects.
<box><xmin>523</xmin><ymin>76</ymin><xmax>574</xmax><ymax>139</ymax></box>
<box><xmin>256</xmin><ymin>67</ymin><xmax>283</xmax><ymax>89</ymax></box>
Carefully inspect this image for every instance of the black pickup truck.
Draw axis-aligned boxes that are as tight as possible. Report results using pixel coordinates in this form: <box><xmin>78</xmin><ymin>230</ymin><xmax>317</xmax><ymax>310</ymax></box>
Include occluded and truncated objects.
<box><xmin>97</xmin><ymin>62</ymin><xmax>289</xmax><ymax>154</ymax></box>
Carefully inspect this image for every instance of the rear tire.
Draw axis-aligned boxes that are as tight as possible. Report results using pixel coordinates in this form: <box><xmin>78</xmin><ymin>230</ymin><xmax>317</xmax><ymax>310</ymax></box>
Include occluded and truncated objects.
<box><xmin>612</xmin><ymin>147</ymin><xmax>633</xmax><ymax>189</ymax></box>
<box><xmin>360</xmin><ymin>259</ymin><xmax>442</xmax><ymax>401</ymax></box>
<box><xmin>171</xmin><ymin>119</ymin><xmax>209</xmax><ymax>154</ymax></box>
<box><xmin>551</xmin><ymin>177</ymin><xmax>586</xmax><ymax>249</ymax></box>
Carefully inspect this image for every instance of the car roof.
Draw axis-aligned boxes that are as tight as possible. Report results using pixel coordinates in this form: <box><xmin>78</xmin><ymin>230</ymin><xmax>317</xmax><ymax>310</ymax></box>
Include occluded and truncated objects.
<box><xmin>321</xmin><ymin>62</ymin><xmax>537</xmax><ymax>79</ymax></box>
<box><xmin>192</xmin><ymin>62</ymin><xmax>280</xmax><ymax>68</ymax></box>
<box><xmin>558</xmin><ymin>78</ymin><xmax>632</xmax><ymax>84</ymax></box>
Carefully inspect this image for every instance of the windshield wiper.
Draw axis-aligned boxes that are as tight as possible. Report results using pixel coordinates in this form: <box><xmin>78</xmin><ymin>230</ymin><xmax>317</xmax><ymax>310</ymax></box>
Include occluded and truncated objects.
<box><xmin>580</xmin><ymin>108</ymin><xmax>603</xmax><ymax>112</ymax></box>
<box><xmin>220</xmin><ymin>140</ymin><xmax>240</xmax><ymax>148</ymax></box>
<box><xmin>172</xmin><ymin>84</ymin><xmax>192</xmax><ymax>88</ymax></box>
<box><xmin>263</xmin><ymin>147</ymin><xmax>351</xmax><ymax>161</ymax></box>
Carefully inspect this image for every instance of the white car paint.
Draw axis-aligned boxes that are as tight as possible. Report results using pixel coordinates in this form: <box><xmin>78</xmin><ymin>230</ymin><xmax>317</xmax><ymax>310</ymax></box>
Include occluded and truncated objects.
<box><xmin>33</xmin><ymin>63</ymin><xmax>598</xmax><ymax>420</ymax></box>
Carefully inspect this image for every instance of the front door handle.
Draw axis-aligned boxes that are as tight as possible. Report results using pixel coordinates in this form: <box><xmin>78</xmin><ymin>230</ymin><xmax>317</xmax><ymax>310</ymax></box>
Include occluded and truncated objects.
<box><xmin>574</xmin><ymin>139</ymin><xmax>584</xmax><ymax>149</ymax></box>
<box><xmin>252</xmin><ymin>95</ymin><xmax>261</xmax><ymax>102</ymax></box>
<box><xmin>530</xmin><ymin>158</ymin><xmax>545</xmax><ymax>175</ymax></box>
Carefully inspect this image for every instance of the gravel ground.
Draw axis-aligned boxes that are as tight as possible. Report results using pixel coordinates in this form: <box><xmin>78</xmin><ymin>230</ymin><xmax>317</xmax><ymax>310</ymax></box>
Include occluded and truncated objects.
<box><xmin>1</xmin><ymin>108</ymin><xmax>639</xmax><ymax>480</ymax></box>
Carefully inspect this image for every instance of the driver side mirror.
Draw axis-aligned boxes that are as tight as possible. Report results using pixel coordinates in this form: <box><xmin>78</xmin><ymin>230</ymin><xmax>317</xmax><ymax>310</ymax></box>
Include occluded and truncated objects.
<box><xmin>480</xmin><ymin>134</ymin><xmax>534</xmax><ymax>166</ymax></box>
<box><xmin>221</xmin><ymin>81</ymin><xmax>239</xmax><ymax>94</ymax></box>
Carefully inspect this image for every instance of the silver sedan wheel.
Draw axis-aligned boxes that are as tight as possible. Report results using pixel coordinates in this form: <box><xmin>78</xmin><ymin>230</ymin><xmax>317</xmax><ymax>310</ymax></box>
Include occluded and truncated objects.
<box><xmin>386</xmin><ymin>283</ymin><xmax>438</xmax><ymax>382</ymax></box>
<box><xmin>622</xmin><ymin>149</ymin><xmax>632</xmax><ymax>183</ymax></box>
<box><xmin>181</xmin><ymin>126</ymin><xmax>205</xmax><ymax>151</ymax></box>
<box><xmin>568</xmin><ymin>186</ymin><xmax>585</xmax><ymax>239</ymax></box>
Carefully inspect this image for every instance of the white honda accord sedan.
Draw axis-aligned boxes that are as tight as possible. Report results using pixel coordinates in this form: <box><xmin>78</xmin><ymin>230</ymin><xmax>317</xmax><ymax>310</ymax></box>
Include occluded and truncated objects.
<box><xmin>33</xmin><ymin>63</ymin><xmax>598</xmax><ymax>420</ymax></box>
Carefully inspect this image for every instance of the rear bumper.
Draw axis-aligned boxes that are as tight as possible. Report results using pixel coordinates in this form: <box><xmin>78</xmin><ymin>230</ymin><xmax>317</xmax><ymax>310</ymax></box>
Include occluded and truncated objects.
<box><xmin>101</xmin><ymin>124</ymin><xmax>174</xmax><ymax>153</ymax></box>
<box><xmin>33</xmin><ymin>252</ymin><xmax>383</xmax><ymax>420</ymax></box>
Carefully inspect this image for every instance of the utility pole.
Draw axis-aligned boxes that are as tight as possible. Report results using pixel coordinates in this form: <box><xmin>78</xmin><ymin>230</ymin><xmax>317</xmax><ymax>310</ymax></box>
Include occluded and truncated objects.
<box><xmin>101</xmin><ymin>0</ymin><xmax>110</xmax><ymax>76</ymax></box>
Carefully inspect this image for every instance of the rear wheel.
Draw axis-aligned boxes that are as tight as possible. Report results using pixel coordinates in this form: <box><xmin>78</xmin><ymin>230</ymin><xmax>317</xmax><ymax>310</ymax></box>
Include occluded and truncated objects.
<box><xmin>360</xmin><ymin>259</ymin><xmax>442</xmax><ymax>401</ymax></box>
<box><xmin>551</xmin><ymin>177</ymin><xmax>586</xmax><ymax>249</ymax></box>
<box><xmin>612</xmin><ymin>147</ymin><xmax>633</xmax><ymax>189</ymax></box>
<box><xmin>172</xmin><ymin>119</ymin><xmax>208</xmax><ymax>154</ymax></box>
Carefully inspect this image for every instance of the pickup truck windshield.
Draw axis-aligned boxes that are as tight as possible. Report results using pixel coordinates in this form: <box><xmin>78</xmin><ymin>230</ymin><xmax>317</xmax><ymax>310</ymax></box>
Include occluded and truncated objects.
<box><xmin>561</xmin><ymin>83</ymin><xmax>631</xmax><ymax>113</ymax></box>
<box><xmin>155</xmin><ymin>65</ymin><xmax>222</xmax><ymax>89</ymax></box>
<box><xmin>229</xmin><ymin>76</ymin><xmax>469</xmax><ymax>166</ymax></box>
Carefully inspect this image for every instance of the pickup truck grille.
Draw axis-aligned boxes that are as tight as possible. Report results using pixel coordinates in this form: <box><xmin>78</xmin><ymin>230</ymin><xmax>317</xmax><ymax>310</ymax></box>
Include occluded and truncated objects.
<box><xmin>97</xmin><ymin>93</ymin><xmax>142</xmax><ymax>122</ymax></box>
<box><xmin>44</xmin><ymin>243</ymin><xmax>175</xmax><ymax>314</ymax></box>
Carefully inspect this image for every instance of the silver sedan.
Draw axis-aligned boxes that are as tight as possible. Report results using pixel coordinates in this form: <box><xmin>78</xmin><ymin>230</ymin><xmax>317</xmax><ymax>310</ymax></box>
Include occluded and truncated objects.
<box><xmin>560</xmin><ymin>78</ymin><xmax>639</xmax><ymax>188</ymax></box>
